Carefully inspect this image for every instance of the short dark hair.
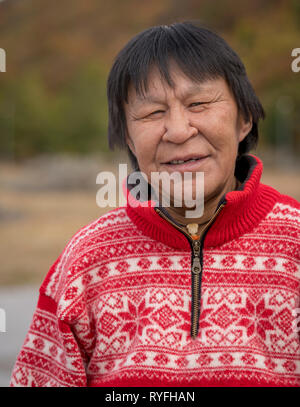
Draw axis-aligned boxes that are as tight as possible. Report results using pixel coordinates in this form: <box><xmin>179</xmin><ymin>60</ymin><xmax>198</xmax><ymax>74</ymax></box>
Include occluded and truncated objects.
<box><xmin>107</xmin><ymin>22</ymin><xmax>265</xmax><ymax>170</ymax></box>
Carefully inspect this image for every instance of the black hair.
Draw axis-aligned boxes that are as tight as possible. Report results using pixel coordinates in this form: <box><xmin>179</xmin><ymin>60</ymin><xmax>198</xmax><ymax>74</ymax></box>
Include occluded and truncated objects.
<box><xmin>107</xmin><ymin>21</ymin><xmax>265</xmax><ymax>170</ymax></box>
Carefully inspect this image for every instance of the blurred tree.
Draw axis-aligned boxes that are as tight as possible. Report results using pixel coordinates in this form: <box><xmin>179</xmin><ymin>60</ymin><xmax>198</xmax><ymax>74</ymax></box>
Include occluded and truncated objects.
<box><xmin>0</xmin><ymin>63</ymin><xmax>108</xmax><ymax>159</ymax></box>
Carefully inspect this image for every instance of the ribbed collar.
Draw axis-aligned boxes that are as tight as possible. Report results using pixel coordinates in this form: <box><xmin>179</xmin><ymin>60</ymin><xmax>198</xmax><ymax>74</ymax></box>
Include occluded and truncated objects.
<box><xmin>125</xmin><ymin>155</ymin><xmax>279</xmax><ymax>250</ymax></box>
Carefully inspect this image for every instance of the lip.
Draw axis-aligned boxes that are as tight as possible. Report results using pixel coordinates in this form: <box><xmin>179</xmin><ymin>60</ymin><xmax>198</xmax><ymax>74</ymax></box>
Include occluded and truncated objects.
<box><xmin>161</xmin><ymin>154</ymin><xmax>210</xmax><ymax>172</ymax></box>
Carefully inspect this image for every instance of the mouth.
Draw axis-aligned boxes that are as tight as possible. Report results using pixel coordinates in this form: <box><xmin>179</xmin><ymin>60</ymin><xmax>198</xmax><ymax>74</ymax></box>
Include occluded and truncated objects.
<box><xmin>163</xmin><ymin>155</ymin><xmax>209</xmax><ymax>166</ymax></box>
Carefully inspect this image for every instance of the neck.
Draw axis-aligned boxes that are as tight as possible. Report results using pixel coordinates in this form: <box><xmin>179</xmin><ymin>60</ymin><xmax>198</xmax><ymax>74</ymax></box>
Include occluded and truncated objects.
<box><xmin>164</xmin><ymin>176</ymin><xmax>239</xmax><ymax>228</ymax></box>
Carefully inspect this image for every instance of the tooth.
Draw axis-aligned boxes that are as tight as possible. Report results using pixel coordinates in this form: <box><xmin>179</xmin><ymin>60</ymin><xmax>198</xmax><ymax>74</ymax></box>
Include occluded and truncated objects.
<box><xmin>169</xmin><ymin>158</ymin><xmax>201</xmax><ymax>164</ymax></box>
<box><xmin>170</xmin><ymin>160</ymin><xmax>185</xmax><ymax>164</ymax></box>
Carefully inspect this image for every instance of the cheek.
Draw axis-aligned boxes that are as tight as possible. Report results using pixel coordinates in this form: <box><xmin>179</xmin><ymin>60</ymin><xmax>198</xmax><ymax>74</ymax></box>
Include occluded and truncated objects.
<box><xmin>128</xmin><ymin>124</ymin><xmax>163</xmax><ymax>168</ymax></box>
<box><xmin>194</xmin><ymin>107</ymin><xmax>240</xmax><ymax>150</ymax></box>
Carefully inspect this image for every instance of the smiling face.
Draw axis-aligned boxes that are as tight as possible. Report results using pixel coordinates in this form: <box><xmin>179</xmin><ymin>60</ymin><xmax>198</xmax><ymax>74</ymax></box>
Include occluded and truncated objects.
<box><xmin>124</xmin><ymin>65</ymin><xmax>252</xmax><ymax>217</ymax></box>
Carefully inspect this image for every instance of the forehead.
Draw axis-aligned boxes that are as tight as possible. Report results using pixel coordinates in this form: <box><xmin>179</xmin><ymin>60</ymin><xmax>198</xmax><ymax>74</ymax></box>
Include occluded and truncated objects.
<box><xmin>126</xmin><ymin>65</ymin><xmax>229</xmax><ymax>106</ymax></box>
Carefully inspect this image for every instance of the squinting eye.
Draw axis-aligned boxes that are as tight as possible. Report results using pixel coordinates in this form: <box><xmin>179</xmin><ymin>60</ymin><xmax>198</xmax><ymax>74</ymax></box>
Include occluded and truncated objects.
<box><xmin>150</xmin><ymin>110</ymin><xmax>164</xmax><ymax>115</ymax></box>
<box><xmin>190</xmin><ymin>102</ymin><xmax>205</xmax><ymax>107</ymax></box>
<box><xmin>144</xmin><ymin>110</ymin><xmax>164</xmax><ymax>119</ymax></box>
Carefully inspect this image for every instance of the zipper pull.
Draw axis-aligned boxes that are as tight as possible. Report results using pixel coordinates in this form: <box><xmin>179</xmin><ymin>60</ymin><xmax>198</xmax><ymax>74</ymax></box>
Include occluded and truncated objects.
<box><xmin>192</xmin><ymin>256</ymin><xmax>201</xmax><ymax>274</ymax></box>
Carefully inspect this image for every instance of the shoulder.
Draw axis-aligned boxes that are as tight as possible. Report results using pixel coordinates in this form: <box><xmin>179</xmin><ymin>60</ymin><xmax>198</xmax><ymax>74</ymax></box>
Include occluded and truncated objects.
<box><xmin>39</xmin><ymin>206</ymin><xmax>135</xmax><ymax>309</ymax></box>
<box><xmin>263</xmin><ymin>186</ymin><xmax>300</xmax><ymax>222</ymax></box>
<box><xmin>255</xmin><ymin>185</ymin><xmax>300</xmax><ymax>249</ymax></box>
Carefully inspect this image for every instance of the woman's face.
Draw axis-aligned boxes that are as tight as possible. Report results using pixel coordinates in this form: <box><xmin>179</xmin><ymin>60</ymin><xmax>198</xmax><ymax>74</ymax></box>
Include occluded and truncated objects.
<box><xmin>124</xmin><ymin>65</ymin><xmax>252</xmax><ymax>213</ymax></box>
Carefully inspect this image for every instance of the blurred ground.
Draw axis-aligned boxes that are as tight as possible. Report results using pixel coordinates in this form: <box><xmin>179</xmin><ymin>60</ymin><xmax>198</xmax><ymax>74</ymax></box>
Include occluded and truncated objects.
<box><xmin>0</xmin><ymin>153</ymin><xmax>299</xmax><ymax>287</ymax></box>
<box><xmin>0</xmin><ymin>154</ymin><xmax>124</xmax><ymax>287</ymax></box>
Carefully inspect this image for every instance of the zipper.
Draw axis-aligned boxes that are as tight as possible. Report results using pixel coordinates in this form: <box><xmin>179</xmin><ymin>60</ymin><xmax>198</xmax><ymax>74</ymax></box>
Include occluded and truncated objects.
<box><xmin>190</xmin><ymin>203</ymin><xmax>225</xmax><ymax>338</ymax></box>
<box><xmin>155</xmin><ymin>203</ymin><xmax>225</xmax><ymax>339</ymax></box>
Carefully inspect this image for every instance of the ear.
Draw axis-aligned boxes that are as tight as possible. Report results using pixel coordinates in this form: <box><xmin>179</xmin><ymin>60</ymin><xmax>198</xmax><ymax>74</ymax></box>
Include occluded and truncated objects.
<box><xmin>238</xmin><ymin>114</ymin><xmax>253</xmax><ymax>143</ymax></box>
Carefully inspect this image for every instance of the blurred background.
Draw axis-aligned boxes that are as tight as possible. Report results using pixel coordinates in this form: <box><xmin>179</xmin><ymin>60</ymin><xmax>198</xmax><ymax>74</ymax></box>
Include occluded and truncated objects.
<box><xmin>0</xmin><ymin>0</ymin><xmax>299</xmax><ymax>386</ymax></box>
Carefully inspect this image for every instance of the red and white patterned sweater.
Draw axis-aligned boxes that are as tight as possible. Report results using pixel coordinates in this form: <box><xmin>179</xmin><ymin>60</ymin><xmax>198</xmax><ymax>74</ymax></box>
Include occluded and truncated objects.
<box><xmin>10</xmin><ymin>155</ymin><xmax>300</xmax><ymax>387</ymax></box>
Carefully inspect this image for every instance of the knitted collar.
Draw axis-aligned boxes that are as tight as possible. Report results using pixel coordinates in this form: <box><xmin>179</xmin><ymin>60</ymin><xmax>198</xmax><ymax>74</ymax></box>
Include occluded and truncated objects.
<box><xmin>125</xmin><ymin>154</ymin><xmax>279</xmax><ymax>250</ymax></box>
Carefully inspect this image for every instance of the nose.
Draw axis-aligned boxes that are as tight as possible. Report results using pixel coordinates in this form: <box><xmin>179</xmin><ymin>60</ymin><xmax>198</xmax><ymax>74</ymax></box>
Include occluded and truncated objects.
<box><xmin>162</xmin><ymin>108</ymin><xmax>198</xmax><ymax>143</ymax></box>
